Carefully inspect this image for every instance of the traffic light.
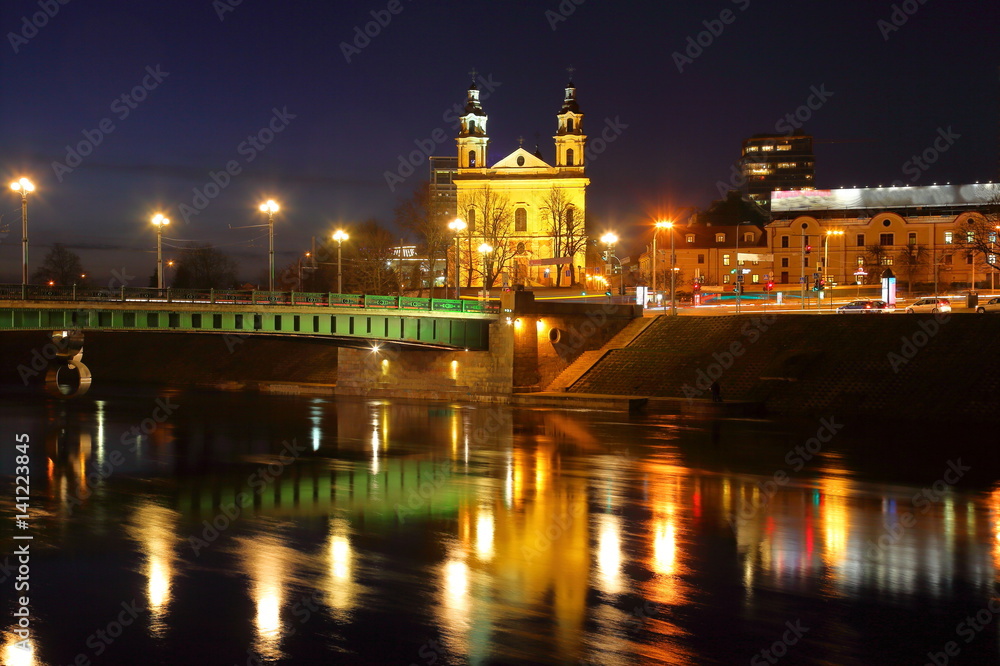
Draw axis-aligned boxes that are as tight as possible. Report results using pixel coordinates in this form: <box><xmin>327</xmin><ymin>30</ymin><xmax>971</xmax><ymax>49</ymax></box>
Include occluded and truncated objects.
<box><xmin>805</xmin><ymin>245</ymin><xmax>812</xmax><ymax>255</ymax></box>
<box><xmin>813</xmin><ymin>278</ymin><xmax>822</xmax><ymax>291</ymax></box>
<box><xmin>763</xmin><ymin>280</ymin><xmax>773</xmax><ymax>292</ymax></box>
<box><xmin>693</xmin><ymin>282</ymin><xmax>701</xmax><ymax>293</ymax></box>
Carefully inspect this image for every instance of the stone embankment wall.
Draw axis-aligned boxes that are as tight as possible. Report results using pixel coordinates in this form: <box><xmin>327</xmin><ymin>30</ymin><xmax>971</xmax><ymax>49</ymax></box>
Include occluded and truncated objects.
<box><xmin>568</xmin><ymin>313</ymin><xmax>1000</xmax><ymax>420</ymax></box>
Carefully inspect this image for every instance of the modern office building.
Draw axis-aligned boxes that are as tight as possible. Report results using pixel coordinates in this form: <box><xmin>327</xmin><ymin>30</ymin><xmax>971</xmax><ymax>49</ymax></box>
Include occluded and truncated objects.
<box><xmin>740</xmin><ymin>132</ymin><xmax>816</xmax><ymax>209</ymax></box>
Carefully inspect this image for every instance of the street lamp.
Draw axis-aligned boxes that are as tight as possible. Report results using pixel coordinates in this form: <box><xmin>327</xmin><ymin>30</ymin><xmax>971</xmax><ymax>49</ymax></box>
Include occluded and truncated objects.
<box><xmin>653</xmin><ymin>221</ymin><xmax>672</xmax><ymax>311</ymax></box>
<box><xmin>825</xmin><ymin>229</ymin><xmax>844</xmax><ymax>286</ymax></box>
<box><xmin>332</xmin><ymin>229</ymin><xmax>349</xmax><ymax>294</ymax></box>
<box><xmin>601</xmin><ymin>232</ymin><xmax>620</xmax><ymax>301</ymax></box>
<box><xmin>10</xmin><ymin>177</ymin><xmax>35</xmax><ymax>286</ymax></box>
<box><xmin>477</xmin><ymin>242</ymin><xmax>493</xmax><ymax>302</ymax></box>
<box><xmin>259</xmin><ymin>199</ymin><xmax>280</xmax><ymax>291</ymax></box>
<box><xmin>448</xmin><ymin>218</ymin><xmax>467</xmax><ymax>300</ymax></box>
<box><xmin>151</xmin><ymin>213</ymin><xmax>170</xmax><ymax>290</ymax></box>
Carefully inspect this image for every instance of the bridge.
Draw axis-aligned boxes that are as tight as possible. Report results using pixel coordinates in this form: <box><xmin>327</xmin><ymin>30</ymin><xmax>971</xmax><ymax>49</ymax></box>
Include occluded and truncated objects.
<box><xmin>0</xmin><ymin>284</ymin><xmax>498</xmax><ymax>351</ymax></box>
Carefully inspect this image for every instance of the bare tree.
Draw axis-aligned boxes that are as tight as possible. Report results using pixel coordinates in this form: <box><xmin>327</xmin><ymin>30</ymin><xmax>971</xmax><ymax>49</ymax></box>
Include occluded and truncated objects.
<box><xmin>171</xmin><ymin>245</ymin><xmax>239</xmax><ymax>289</ymax></box>
<box><xmin>344</xmin><ymin>219</ymin><xmax>398</xmax><ymax>295</ymax></box>
<box><xmin>895</xmin><ymin>244</ymin><xmax>929</xmax><ymax>294</ymax></box>
<box><xmin>394</xmin><ymin>182</ymin><xmax>450</xmax><ymax>296</ymax></box>
<box><xmin>541</xmin><ymin>186</ymin><xmax>587</xmax><ymax>286</ymax></box>
<box><xmin>463</xmin><ymin>185</ymin><xmax>516</xmax><ymax>289</ymax></box>
<box><xmin>949</xmin><ymin>194</ymin><xmax>1000</xmax><ymax>286</ymax></box>
<box><xmin>863</xmin><ymin>244</ymin><xmax>890</xmax><ymax>284</ymax></box>
<box><xmin>32</xmin><ymin>243</ymin><xmax>89</xmax><ymax>286</ymax></box>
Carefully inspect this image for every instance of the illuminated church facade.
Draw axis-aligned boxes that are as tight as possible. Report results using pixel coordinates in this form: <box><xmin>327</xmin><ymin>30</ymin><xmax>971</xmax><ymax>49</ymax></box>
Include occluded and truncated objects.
<box><xmin>451</xmin><ymin>79</ymin><xmax>590</xmax><ymax>288</ymax></box>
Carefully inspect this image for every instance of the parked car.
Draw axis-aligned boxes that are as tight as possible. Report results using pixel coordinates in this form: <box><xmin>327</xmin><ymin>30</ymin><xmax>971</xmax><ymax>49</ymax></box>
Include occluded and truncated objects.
<box><xmin>837</xmin><ymin>299</ymin><xmax>891</xmax><ymax>313</ymax></box>
<box><xmin>904</xmin><ymin>297</ymin><xmax>951</xmax><ymax>314</ymax></box>
<box><xmin>976</xmin><ymin>297</ymin><xmax>1000</xmax><ymax>314</ymax></box>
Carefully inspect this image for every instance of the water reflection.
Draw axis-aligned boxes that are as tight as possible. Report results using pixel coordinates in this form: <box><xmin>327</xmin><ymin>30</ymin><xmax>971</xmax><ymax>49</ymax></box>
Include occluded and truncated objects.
<box><xmin>126</xmin><ymin>501</ymin><xmax>179</xmax><ymax>637</ymax></box>
<box><xmin>3</xmin><ymin>393</ymin><xmax>1000</xmax><ymax>664</ymax></box>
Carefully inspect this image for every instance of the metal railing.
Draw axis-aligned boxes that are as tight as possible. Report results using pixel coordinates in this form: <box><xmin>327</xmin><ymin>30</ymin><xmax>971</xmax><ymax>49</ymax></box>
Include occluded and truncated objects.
<box><xmin>0</xmin><ymin>285</ymin><xmax>500</xmax><ymax>314</ymax></box>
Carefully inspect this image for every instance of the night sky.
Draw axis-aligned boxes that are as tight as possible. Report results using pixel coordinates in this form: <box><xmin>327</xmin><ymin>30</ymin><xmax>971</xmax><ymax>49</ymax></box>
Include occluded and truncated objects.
<box><xmin>1</xmin><ymin>0</ymin><xmax>998</xmax><ymax>284</ymax></box>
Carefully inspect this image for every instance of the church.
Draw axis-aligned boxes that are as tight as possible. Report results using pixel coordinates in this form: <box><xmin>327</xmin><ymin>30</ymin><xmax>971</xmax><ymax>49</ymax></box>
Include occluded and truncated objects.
<box><xmin>450</xmin><ymin>77</ymin><xmax>590</xmax><ymax>288</ymax></box>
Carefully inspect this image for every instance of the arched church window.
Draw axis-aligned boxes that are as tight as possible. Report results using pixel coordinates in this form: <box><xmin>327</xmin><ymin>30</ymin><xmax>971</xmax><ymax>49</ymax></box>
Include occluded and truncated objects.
<box><xmin>468</xmin><ymin>120</ymin><xmax>476</xmax><ymax>133</ymax></box>
<box><xmin>468</xmin><ymin>208</ymin><xmax>476</xmax><ymax>232</ymax></box>
<box><xmin>468</xmin><ymin>150</ymin><xmax>476</xmax><ymax>168</ymax></box>
<box><xmin>566</xmin><ymin>149</ymin><xmax>574</xmax><ymax>166</ymax></box>
<box><xmin>566</xmin><ymin>207</ymin><xmax>575</xmax><ymax>227</ymax></box>
<box><xmin>515</xmin><ymin>208</ymin><xmax>527</xmax><ymax>232</ymax></box>
<box><xmin>567</xmin><ymin>118</ymin><xmax>574</xmax><ymax>132</ymax></box>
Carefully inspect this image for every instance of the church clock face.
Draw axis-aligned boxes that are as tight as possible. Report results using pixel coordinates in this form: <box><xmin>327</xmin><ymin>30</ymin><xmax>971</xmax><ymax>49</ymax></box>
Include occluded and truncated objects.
<box><xmin>516</xmin><ymin>155</ymin><xmax>525</xmax><ymax>166</ymax></box>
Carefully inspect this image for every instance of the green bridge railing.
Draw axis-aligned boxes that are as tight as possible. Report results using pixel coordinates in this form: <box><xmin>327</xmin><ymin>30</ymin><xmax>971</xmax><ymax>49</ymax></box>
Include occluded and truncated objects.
<box><xmin>0</xmin><ymin>285</ymin><xmax>500</xmax><ymax>315</ymax></box>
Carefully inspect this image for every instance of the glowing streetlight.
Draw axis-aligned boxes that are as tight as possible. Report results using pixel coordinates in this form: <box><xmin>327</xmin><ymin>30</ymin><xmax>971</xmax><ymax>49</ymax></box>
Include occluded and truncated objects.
<box><xmin>825</xmin><ymin>229</ymin><xmax>844</xmax><ymax>289</ymax></box>
<box><xmin>332</xmin><ymin>229</ymin><xmax>349</xmax><ymax>294</ymax></box>
<box><xmin>477</xmin><ymin>242</ymin><xmax>493</xmax><ymax>302</ymax></box>
<box><xmin>259</xmin><ymin>199</ymin><xmax>280</xmax><ymax>291</ymax></box>
<box><xmin>151</xmin><ymin>213</ymin><xmax>170</xmax><ymax>290</ymax></box>
<box><xmin>10</xmin><ymin>177</ymin><xmax>35</xmax><ymax>286</ymax></box>
<box><xmin>601</xmin><ymin>232</ymin><xmax>620</xmax><ymax>301</ymax></box>
<box><xmin>448</xmin><ymin>218</ymin><xmax>467</xmax><ymax>300</ymax></box>
<box><xmin>654</xmin><ymin>221</ymin><xmax>675</xmax><ymax>314</ymax></box>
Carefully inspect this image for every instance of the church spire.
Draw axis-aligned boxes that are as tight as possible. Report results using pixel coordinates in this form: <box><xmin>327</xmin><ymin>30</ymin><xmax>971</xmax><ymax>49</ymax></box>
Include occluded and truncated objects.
<box><xmin>554</xmin><ymin>73</ymin><xmax>585</xmax><ymax>168</ymax></box>
<box><xmin>457</xmin><ymin>70</ymin><xmax>490</xmax><ymax>168</ymax></box>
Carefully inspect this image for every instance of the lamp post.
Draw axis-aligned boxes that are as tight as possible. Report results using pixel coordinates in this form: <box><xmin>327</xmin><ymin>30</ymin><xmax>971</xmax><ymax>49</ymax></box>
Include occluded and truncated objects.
<box><xmin>259</xmin><ymin>199</ymin><xmax>280</xmax><ymax>291</ymax></box>
<box><xmin>601</xmin><ymin>232</ymin><xmax>619</xmax><ymax>302</ymax></box>
<box><xmin>825</xmin><ymin>230</ymin><xmax>843</xmax><ymax>303</ymax></box>
<box><xmin>151</xmin><ymin>213</ymin><xmax>170</xmax><ymax>290</ymax></box>
<box><xmin>653</xmin><ymin>221</ymin><xmax>672</xmax><ymax>311</ymax></box>
<box><xmin>477</xmin><ymin>242</ymin><xmax>493</xmax><ymax>302</ymax></box>
<box><xmin>448</xmin><ymin>218</ymin><xmax>467</xmax><ymax>300</ymax></box>
<box><xmin>10</xmin><ymin>177</ymin><xmax>34</xmax><ymax>286</ymax></box>
<box><xmin>332</xmin><ymin>230</ymin><xmax>349</xmax><ymax>294</ymax></box>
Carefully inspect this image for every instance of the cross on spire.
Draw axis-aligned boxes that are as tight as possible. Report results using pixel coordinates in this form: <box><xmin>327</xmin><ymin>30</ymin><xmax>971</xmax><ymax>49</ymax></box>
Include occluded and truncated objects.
<box><xmin>567</xmin><ymin>65</ymin><xmax>575</xmax><ymax>80</ymax></box>
<box><xmin>518</xmin><ymin>135</ymin><xmax>524</xmax><ymax>147</ymax></box>
<box><xmin>468</xmin><ymin>68</ymin><xmax>478</xmax><ymax>82</ymax></box>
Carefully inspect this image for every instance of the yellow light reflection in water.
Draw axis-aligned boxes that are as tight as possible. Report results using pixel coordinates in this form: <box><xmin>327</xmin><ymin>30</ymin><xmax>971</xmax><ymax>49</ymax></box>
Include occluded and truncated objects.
<box><xmin>476</xmin><ymin>505</ymin><xmax>494</xmax><ymax>561</ymax></box>
<box><xmin>991</xmin><ymin>487</ymin><xmax>1000</xmax><ymax>578</ymax></box>
<box><xmin>321</xmin><ymin>518</ymin><xmax>356</xmax><ymax>619</ymax></box>
<box><xmin>653</xmin><ymin>518</ymin><xmax>677</xmax><ymax>576</ymax></box>
<box><xmin>126</xmin><ymin>501</ymin><xmax>178</xmax><ymax>637</ymax></box>
<box><xmin>237</xmin><ymin>536</ymin><xmax>291</xmax><ymax>662</ymax></box>
<box><xmin>1</xmin><ymin>637</ymin><xmax>36</xmax><ymax>666</ymax></box>
<box><xmin>595</xmin><ymin>513</ymin><xmax>623</xmax><ymax>595</ymax></box>
<box><xmin>436</xmin><ymin>547</ymin><xmax>472</xmax><ymax>658</ymax></box>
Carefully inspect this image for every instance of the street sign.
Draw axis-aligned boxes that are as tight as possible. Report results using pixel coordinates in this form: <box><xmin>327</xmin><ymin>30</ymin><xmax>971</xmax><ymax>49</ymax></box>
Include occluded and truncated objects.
<box><xmin>737</xmin><ymin>275</ymin><xmax>744</xmax><ymax>282</ymax></box>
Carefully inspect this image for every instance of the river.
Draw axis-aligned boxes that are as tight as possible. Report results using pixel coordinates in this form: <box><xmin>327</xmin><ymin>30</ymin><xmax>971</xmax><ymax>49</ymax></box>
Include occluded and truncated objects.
<box><xmin>0</xmin><ymin>386</ymin><xmax>997</xmax><ymax>665</ymax></box>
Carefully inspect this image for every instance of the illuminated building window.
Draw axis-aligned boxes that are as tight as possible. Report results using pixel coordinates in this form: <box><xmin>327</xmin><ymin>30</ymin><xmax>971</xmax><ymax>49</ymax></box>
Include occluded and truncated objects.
<box><xmin>908</xmin><ymin>232</ymin><xmax>917</xmax><ymax>244</ymax></box>
<box><xmin>752</xmin><ymin>274</ymin><xmax>760</xmax><ymax>283</ymax></box>
<box><xmin>686</xmin><ymin>234</ymin><xmax>695</xmax><ymax>243</ymax></box>
<box><xmin>716</xmin><ymin>233</ymin><xmax>726</xmax><ymax>243</ymax></box>
<box><xmin>776</xmin><ymin>144</ymin><xmax>792</xmax><ymax>151</ymax></box>
<box><xmin>777</xmin><ymin>162</ymin><xmax>797</xmax><ymax>169</ymax></box>
<box><xmin>723</xmin><ymin>254</ymin><xmax>731</xmax><ymax>266</ymax></box>
<box><xmin>967</xmin><ymin>231</ymin><xmax>975</xmax><ymax>243</ymax></box>
<box><xmin>515</xmin><ymin>208</ymin><xmax>527</xmax><ymax>232</ymax></box>
<box><xmin>759</xmin><ymin>145</ymin><xmax>774</xmax><ymax>151</ymax></box>
<box><xmin>723</xmin><ymin>274</ymin><xmax>730</xmax><ymax>283</ymax></box>
<box><xmin>881</xmin><ymin>256</ymin><xmax>893</xmax><ymax>266</ymax></box>
<box><xmin>944</xmin><ymin>231</ymin><xmax>953</xmax><ymax>244</ymax></box>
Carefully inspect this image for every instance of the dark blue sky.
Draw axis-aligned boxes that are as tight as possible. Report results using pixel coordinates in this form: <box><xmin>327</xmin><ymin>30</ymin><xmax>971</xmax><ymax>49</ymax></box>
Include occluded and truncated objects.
<box><xmin>1</xmin><ymin>0</ymin><xmax>998</xmax><ymax>283</ymax></box>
